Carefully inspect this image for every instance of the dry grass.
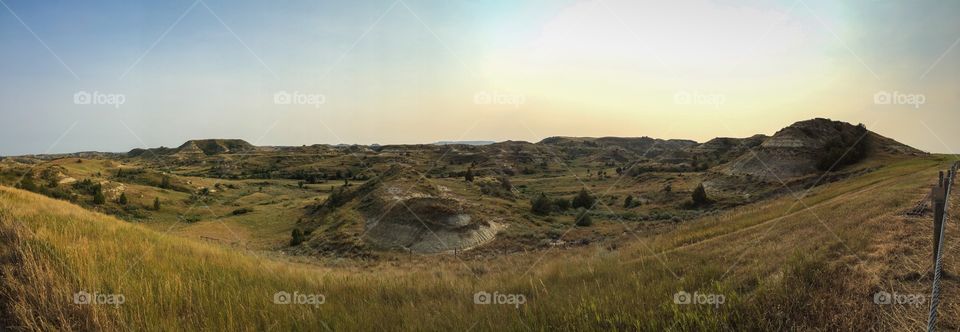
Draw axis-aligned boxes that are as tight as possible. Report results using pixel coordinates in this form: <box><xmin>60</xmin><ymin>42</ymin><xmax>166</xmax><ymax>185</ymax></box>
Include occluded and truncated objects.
<box><xmin>0</xmin><ymin>156</ymin><xmax>957</xmax><ymax>331</ymax></box>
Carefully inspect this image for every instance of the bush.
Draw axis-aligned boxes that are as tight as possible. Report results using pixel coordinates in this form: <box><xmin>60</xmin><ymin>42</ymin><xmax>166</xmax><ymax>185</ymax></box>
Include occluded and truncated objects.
<box><xmin>464</xmin><ymin>168</ymin><xmax>475</xmax><ymax>182</ymax></box>
<box><xmin>575</xmin><ymin>208</ymin><xmax>593</xmax><ymax>227</ymax></box>
<box><xmin>817</xmin><ymin>124</ymin><xmax>870</xmax><ymax>171</ymax></box>
<box><xmin>290</xmin><ymin>229</ymin><xmax>305</xmax><ymax>246</ymax></box>
<box><xmin>692</xmin><ymin>183</ymin><xmax>710</xmax><ymax>206</ymax></box>
<box><xmin>18</xmin><ymin>175</ymin><xmax>38</xmax><ymax>192</ymax></box>
<box><xmin>93</xmin><ymin>189</ymin><xmax>106</xmax><ymax>205</ymax></box>
<box><xmin>153</xmin><ymin>197</ymin><xmax>161</xmax><ymax>211</ymax></box>
<box><xmin>571</xmin><ymin>188</ymin><xmax>595</xmax><ymax>209</ymax></box>
<box><xmin>553</xmin><ymin>198</ymin><xmax>571</xmax><ymax>211</ymax></box>
<box><xmin>624</xmin><ymin>195</ymin><xmax>635</xmax><ymax>208</ymax></box>
<box><xmin>531</xmin><ymin>193</ymin><xmax>553</xmax><ymax>215</ymax></box>
<box><xmin>231</xmin><ymin>207</ymin><xmax>254</xmax><ymax>216</ymax></box>
<box><xmin>324</xmin><ymin>187</ymin><xmax>350</xmax><ymax>208</ymax></box>
<box><xmin>498</xmin><ymin>176</ymin><xmax>512</xmax><ymax>191</ymax></box>
<box><xmin>72</xmin><ymin>179</ymin><xmax>100</xmax><ymax>195</ymax></box>
<box><xmin>118</xmin><ymin>193</ymin><xmax>128</xmax><ymax>205</ymax></box>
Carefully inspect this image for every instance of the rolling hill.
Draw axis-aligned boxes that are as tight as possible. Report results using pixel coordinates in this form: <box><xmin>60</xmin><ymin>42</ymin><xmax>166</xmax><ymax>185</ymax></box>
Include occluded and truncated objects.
<box><xmin>0</xmin><ymin>154</ymin><xmax>956</xmax><ymax>330</ymax></box>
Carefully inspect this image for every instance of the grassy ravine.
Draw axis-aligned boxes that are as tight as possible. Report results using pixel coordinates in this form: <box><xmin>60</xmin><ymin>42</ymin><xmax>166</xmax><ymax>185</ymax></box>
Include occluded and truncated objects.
<box><xmin>0</xmin><ymin>157</ymin><xmax>956</xmax><ymax>331</ymax></box>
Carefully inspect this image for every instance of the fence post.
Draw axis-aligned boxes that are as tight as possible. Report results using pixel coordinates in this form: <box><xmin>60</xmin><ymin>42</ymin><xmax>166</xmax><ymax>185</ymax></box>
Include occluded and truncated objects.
<box><xmin>933</xmin><ymin>172</ymin><xmax>946</xmax><ymax>267</ymax></box>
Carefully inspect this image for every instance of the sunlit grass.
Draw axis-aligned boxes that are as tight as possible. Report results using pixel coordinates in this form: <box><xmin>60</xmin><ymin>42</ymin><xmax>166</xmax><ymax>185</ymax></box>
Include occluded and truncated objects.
<box><xmin>0</xmin><ymin>156</ymin><xmax>954</xmax><ymax>330</ymax></box>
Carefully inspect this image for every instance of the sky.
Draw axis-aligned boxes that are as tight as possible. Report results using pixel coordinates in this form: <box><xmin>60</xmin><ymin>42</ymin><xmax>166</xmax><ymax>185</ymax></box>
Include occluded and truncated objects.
<box><xmin>0</xmin><ymin>0</ymin><xmax>958</xmax><ymax>155</ymax></box>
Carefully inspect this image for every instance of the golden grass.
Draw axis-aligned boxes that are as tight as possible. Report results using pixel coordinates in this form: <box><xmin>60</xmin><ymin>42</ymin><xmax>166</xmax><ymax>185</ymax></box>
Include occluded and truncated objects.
<box><xmin>0</xmin><ymin>156</ymin><xmax>957</xmax><ymax>331</ymax></box>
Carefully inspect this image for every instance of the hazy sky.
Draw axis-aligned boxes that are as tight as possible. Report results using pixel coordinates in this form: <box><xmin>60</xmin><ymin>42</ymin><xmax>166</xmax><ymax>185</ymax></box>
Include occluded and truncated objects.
<box><xmin>0</xmin><ymin>0</ymin><xmax>958</xmax><ymax>155</ymax></box>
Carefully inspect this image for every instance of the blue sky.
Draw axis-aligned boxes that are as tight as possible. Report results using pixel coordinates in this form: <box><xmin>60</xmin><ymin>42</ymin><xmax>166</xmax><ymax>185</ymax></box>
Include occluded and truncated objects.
<box><xmin>0</xmin><ymin>0</ymin><xmax>958</xmax><ymax>155</ymax></box>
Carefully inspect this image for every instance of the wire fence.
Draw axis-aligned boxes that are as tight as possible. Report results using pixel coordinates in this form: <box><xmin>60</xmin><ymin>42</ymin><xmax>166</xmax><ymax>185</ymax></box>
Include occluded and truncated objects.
<box><xmin>927</xmin><ymin>161</ymin><xmax>958</xmax><ymax>332</ymax></box>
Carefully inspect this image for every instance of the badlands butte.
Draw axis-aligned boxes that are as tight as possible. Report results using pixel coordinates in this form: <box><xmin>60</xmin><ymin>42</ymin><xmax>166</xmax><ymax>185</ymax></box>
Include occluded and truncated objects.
<box><xmin>0</xmin><ymin>118</ymin><xmax>922</xmax><ymax>256</ymax></box>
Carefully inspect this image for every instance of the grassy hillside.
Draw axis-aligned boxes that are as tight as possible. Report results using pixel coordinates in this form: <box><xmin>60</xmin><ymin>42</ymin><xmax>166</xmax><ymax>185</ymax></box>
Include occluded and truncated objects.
<box><xmin>1</xmin><ymin>156</ymin><xmax>957</xmax><ymax>331</ymax></box>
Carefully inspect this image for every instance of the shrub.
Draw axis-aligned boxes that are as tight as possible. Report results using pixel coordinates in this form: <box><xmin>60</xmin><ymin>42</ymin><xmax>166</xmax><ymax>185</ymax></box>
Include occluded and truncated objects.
<box><xmin>553</xmin><ymin>198</ymin><xmax>571</xmax><ymax>211</ymax></box>
<box><xmin>232</xmin><ymin>207</ymin><xmax>254</xmax><ymax>216</ymax></box>
<box><xmin>575</xmin><ymin>208</ymin><xmax>593</xmax><ymax>227</ymax></box>
<box><xmin>93</xmin><ymin>189</ymin><xmax>106</xmax><ymax>205</ymax></box>
<box><xmin>692</xmin><ymin>183</ymin><xmax>710</xmax><ymax>206</ymax></box>
<box><xmin>18</xmin><ymin>175</ymin><xmax>39</xmax><ymax>192</ymax></box>
<box><xmin>498</xmin><ymin>176</ymin><xmax>512</xmax><ymax>191</ymax></box>
<box><xmin>817</xmin><ymin>124</ymin><xmax>870</xmax><ymax>171</ymax></box>
<box><xmin>571</xmin><ymin>188</ymin><xmax>595</xmax><ymax>209</ymax></box>
<box><xmin>118</xmin><ymin>193</ymin><xmax>128</xmax><ymax>205</ymax></box>
<box><xmin>325</xmin><ymin>187</ymin><xmax>351</xmax><ymax>208</ymax></box>
<box><xmin>464</xmin><ymin>168</ymin><xmax>475</xmax><ymax>182</ymax></box>
<box><xmin>153</xmin><ymin>197</ymin><xmax>161</xmax><ymax>211</ymax></box>
<box><xmin>290</xmin><ymin>229</ymin><xmax>305</xmax><ymax>246</ymax></box>
<box><xmin>531</xmin><ymin>193</ymin><xmax>553</xmax><ymax>215</ymax></box>
<box><xmin>624</xmin><ymin>195</ymin><xmax>635</xmax><ymax>208</ymax></box>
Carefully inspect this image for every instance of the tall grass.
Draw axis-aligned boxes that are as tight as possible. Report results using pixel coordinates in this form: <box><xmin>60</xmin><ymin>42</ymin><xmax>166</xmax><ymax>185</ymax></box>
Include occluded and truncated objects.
<box><xmin>0</xmin><ymin>156</ymin><xmax>952</xmax><ymax>330</ymax></box>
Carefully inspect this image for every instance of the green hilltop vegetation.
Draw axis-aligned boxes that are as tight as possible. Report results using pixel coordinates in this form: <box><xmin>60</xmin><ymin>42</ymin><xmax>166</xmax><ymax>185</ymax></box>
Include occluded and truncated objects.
<box><xmin>0</xmin><ymin>118</ymin><xmax>955</xmax><ymax>330</ymax></box>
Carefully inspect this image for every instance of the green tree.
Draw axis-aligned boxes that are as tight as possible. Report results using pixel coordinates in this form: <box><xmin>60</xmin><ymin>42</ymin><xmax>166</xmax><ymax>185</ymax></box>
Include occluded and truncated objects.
<box><xmin>93</xmin><ymin>189</ymin><xmax>106</xmax><ymax>205</ymax></box>
<box><xmin>571</xmin><ymin>188</ymin><xmax>595</xmax><ymax>209</ymax></box>
<box><xmin>692</xmin><ymin>183</ymin><xmax>710</xmax><ymax>206</ymax></box>
<box><xmin>624</xmin><ymin>195</ymin><xmax>635</xmax><ymax>208</ymax></box>
<box><xmin>575</xmin><ymin>208</ymin><xmax>593</xmax><ymax>227</ymax></box>
<box><xmin>19</xmin><ymin>175</ymin><xmax>38</xmax><ymax>192</ymax></box>
<box><xmin>553</xmin><ymin>197</ymin><xmax>571</xmax><ymax>211</ymax></box>
<box><xmin>160</xmin><ymin>176</ymin><xmax>171</xmax><ymax>189</ymax></box>
<box><xmin>530</xmin><ymin>193</ymin><xmax>553</xmax><ymax>215</ymax></box>
<box><xmin>118</xmin><ymin>192</ymin><xmax>128</xmax><ymax>205</ymax></box>
<box><xmin>465</xmin><ymin>167</ymin><xmax>475</xmax><ymax>182</ymax></box>
<box><xmin>153</xmin><ymin>197</ymin><xmax>161</xmax><ymax>211</ymax></box>
<box><xmin>290</xmin><ymin>229</ymin><xmax>305</xmax><ymax>246</ymax></box>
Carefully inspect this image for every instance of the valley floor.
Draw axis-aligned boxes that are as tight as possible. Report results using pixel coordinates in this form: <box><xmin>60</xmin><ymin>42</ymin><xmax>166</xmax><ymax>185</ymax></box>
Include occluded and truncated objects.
<box><xmin>0</xmin><ymin>156</ymin><xmax>957</xmax><ymax>331</ymax></box>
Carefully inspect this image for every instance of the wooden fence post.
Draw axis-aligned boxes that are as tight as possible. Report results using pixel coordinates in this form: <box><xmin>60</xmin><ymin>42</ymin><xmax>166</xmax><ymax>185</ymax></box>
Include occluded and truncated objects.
<box><xmin>933</xmin><ymin>171</ymin><xmax>946</xmax><ymax>267</ymax></box>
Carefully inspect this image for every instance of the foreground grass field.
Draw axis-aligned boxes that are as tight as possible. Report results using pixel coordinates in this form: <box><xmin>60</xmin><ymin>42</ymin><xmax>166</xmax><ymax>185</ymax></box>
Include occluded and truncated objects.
<box><xmin>1</xmin><ymin>156</ymin><xmax>958</xmax><ymax>331</ymax></box>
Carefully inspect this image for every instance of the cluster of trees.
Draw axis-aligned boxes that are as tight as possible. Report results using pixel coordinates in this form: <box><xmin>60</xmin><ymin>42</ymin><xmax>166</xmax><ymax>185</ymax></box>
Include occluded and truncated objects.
<box><xmin>530</xmin><ymin>188</ymin><xmax>596</xmax><ymax>216</ymax></box>
<box><xmin>817</xmin><ymin>124</ymin><xmax>870</xmax><ymax>171</ymax></box>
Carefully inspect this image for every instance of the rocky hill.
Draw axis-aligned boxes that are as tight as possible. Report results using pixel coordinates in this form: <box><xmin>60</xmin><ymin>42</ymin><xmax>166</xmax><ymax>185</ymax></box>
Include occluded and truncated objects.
<box><xmin>721</xmin><ymin>118</ymin><xmax>923</xmax><ymax>180</ymax></box>
<box><xmin>299</xmin><ymin>165</ymin><xmax>504</xmax><ymax>254</ymax></box>
<box><xmin>127</xmin><ymin>139</ymin><xmax>255</xmax><ymax>158</ymax></box>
